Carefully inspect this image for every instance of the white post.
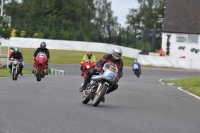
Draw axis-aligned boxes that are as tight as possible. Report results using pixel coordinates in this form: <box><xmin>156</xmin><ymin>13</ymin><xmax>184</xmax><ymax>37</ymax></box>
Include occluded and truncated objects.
<box><xmin>0</xmin><ymin>0</ymin><xmax>3</xmax><ymax>16</ymax></box>
<box><xmin>7</xmin><ymin>39</ymin><xmax>9</xmax><ymax>68</ymax></box>
<box><xmin>0</xmin><ymin>41</ymin><xmax>1</xmax><ymax>56</ymax></box>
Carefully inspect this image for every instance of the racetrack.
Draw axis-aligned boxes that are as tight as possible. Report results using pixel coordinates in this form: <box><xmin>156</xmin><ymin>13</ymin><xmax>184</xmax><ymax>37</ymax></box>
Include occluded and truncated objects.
<box><xmin>0</xmin><ymin>65</ymin><xmax>200</xmax><ymax>133</ymax></box>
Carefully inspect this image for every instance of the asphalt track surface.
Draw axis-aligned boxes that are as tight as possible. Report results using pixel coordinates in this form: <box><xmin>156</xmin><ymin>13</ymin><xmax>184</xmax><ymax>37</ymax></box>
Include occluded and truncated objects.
<box><xmin>0</xmin><ymin>64</ymin><xmax>200</xmax><ymax>133</ymax></box>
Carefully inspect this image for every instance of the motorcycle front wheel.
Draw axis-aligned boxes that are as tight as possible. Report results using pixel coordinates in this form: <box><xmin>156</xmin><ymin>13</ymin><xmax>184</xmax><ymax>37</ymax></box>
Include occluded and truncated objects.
<box><xmin>134</xmin><ymin>71</ymin><xmax>140</xmax><ymax>78</ymax></box>
<box><xmin>82</xmin><ymin>96</ymin><xmax>90</xmax><ymax>104</ymax></box>
<box><xmin>92</xmin><ymin>84</ymin><xmax>108</xmax><ymax>107</ymax></box>
<box><xmin>36</xmin><ymin>65</ymin><xmax>42</xmax><ymax>81</ymax></box>
<box><xmin>12</xmin><ymin>68</ymin><xmax>17</xmax><ymax>80</ymax></box>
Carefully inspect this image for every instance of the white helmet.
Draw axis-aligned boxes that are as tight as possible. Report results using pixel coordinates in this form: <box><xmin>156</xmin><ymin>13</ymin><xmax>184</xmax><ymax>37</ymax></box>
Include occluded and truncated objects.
<box><xmin>111</xmin><ymin>47</ymin><xmax>123</xmax><ymax>60</ymax></box>
<box><xmin>134</xmin><ymin>60</ymin><xmax>138</xmax><ymax>63</ymax></box>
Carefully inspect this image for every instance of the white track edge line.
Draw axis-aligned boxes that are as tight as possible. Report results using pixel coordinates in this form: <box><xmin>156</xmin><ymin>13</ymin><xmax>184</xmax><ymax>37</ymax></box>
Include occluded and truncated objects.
<box><xmin>159</xmin><ymin>78</ymin><xmax>200</xmax><ymax>100</ymax></box>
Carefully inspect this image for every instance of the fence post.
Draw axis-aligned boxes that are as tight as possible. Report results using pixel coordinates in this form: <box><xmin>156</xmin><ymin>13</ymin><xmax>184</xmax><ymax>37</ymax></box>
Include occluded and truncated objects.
<box><xmin>151</xmin><ymin>29</ymin><xmax>156</xmax><ymax>52</ymax></box>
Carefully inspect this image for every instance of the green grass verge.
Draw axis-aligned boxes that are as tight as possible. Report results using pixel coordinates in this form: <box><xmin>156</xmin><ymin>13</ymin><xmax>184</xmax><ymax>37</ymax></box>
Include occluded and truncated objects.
<box><xmin>0</xmin><ymin>68</ymin><xmax>52</xmax><ymax>77</ymax></box>
<box><xmin>0</xmin><ymin>68</ymin><xmax>33</xmax><ymax>77</ymax></box>
<box><xmin>0</xmin><ymin>47</ymin><xmax>135</xmax><ymax>66</ymax></box>
<box><xmin>164</xmin><ymin>78</ymin><xmax>200</xmax><ymax>97</ymax></box>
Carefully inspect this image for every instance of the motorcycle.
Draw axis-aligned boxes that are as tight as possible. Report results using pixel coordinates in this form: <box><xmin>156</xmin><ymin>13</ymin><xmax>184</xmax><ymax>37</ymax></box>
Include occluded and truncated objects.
<box><xmin>132</xmin><ymin>63</ymin><xmax>141</xmax><ymax>78</ymax></box>
<box><xmin>82</xmin><ymin>62</ymin><xmax>118</xmax><ymax>107</ymax></box>
<box><xmin>10</xmin><ymin>58</ymin><xmax>21</xmax><ymax>81</ymax></box>
<box><xmin>33</xmin><ymin>52</ymin><xmax>47</xmax><ymax>81</ymax></box>
<box><xmin>82</xmin><ymin>60</ymin><xmax>95</xmax><ymax>79</ymax></box>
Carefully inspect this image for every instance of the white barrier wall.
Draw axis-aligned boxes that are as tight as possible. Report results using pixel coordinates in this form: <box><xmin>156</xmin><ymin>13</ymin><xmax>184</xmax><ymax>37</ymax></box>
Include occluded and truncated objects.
<box><xmin>162</xmin><ymin>33</ymin><xmax>200</xmax><ymax>60</ymax></box>
<box><xmin>1</xmin><ymin>37</ymin><xmax>141</xmax><ymax>59</ymax></box>
<box><xmin>138</xmin><ymin>54</ymin><xmax>200</xmax><ymax>70</ymax></box>
<box><xmin>1</xmin><ymin>37</ymin><xmax>200</xmax><ymax>70</ymax></box>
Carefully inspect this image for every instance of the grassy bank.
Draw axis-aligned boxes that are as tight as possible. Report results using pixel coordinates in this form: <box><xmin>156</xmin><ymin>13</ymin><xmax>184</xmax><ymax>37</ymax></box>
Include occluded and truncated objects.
<box><xmin>0</xmin><ymin>47</ymin><xmax>135</xmax><ymax>77</ymax></box>
<box><xmin>164</xmin><ymin>78</ymin><xmax>200</xmax><ymax>97</ymax></box>
<box><xmin>1</xmin><ymin>47</ymin><xmax>135</xmax><ymax>66</ymax></box>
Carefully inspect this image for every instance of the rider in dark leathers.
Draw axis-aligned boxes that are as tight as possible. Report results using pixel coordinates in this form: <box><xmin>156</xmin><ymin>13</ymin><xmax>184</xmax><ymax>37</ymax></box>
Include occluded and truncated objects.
<box><xmin>9</xmin><ymin>47</ymin><xmax>24</xmax><ymax>75</ymax></box>
<box><xmin>79</xmin><ymin>47</ymin><xmax>123</xmax><ymax>102</ymax></box>
<box><xmin>32</xmin><ymin>42</ymin><xmax>50</xmax><ymax>74</ymax></box>
<box><xmin>34</xmin><ymin>42</ymin><xmax>50</xmax><ymax>60</ymax></box>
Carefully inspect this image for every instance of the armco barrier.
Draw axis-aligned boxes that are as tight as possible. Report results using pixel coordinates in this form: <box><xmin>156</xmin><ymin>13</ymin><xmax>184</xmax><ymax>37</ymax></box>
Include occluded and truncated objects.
<box><xmin>50</xmin><ymin>68</ymin><xmax>65</xmax><ymax>75</ymax></box>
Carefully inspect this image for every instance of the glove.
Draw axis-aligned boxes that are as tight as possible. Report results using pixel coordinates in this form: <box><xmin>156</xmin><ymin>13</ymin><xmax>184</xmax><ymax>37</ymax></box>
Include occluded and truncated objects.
<box><xmin>116</xmin><ymin>77</ymin><xmax>119</xmax><ymax>83</ymax></box>
<box><xmin>96</xmin><ymin>68</ymin><xmax>102</xmax><ymax>72</ymax></box>
<box><xmin>80</xmin><ymin>65</ymin><xmax>83</xmax><ymax>70</ymax></box>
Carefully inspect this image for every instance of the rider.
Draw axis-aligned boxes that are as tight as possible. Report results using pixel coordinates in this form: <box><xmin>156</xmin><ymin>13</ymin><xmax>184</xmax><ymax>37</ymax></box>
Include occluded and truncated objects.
<box><xmin>9</xmin><ymin>47</ymin><xmax>24</xmax><ymax>75</ymax></box>
<box><xmin>32</xmin><ymin>42</ymin><xmax>50</xmax><ymax>74</ymax></box>
<box><xmin>80</xmin><ymin>51</ymin><xmax>96</xmax><ymax>76</ymax></box>
<box><xmin>79</xmin><ymin>47</ymin><xmax>123</xmax><ymax>102</ymax></box>
<box><xmin>8</xmin><ymin>47</ymin><xmax>14</xmax><ymax>57</ymax></box>
<box><xmin>131</xmin><ymin>59</ymin><xmax>141</xmax><ymax>74</ymax></box>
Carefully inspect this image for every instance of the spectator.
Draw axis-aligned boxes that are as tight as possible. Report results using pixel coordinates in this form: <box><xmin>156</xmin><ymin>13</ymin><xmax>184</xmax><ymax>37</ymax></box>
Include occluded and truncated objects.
<box><xmin>159</xmin><ymin>48</ymin><xmax>165</xmax><ymax>56</ymax></box>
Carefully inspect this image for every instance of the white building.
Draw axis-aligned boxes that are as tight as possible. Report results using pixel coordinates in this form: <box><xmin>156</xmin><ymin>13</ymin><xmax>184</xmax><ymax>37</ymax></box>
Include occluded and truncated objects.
<box><xmin>162</xmin><ymin>0</ymin><xmax>200</xmax><ymax>60</ymax></box>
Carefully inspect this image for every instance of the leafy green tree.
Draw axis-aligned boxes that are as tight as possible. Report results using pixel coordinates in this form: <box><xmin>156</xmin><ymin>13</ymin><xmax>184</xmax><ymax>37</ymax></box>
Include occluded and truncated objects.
<box><xmin>0</xmin><ymin>16</ymin><xmax>11</xmax><ymax>39</ymax></box>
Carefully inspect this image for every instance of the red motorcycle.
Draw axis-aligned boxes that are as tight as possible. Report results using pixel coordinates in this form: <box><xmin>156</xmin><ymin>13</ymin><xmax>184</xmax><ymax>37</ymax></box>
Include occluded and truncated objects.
<box><xmin>82</xmin><ymin>60</ymin><xmax>95</xmax><ymax>79</ymax></box>
<box><xmin>33</xmin><ymin>52</ymin><xmax>47</xmax><ymax>81</ymax></box>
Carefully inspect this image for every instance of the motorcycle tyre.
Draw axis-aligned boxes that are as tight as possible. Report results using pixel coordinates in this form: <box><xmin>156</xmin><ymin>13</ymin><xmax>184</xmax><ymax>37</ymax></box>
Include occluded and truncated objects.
<box><xmin>93</xmin><ymin>84</ymin><xmax>108</xmax><ymax>107</ymax></box>
<box><xmin>36</xmin><ymin>65</ymin><xmax>42</xmax><ymax>81</ymax></box>
<box><xmin>82</xmin><ymin>96</ymin><xmax>90</xmax><ymax>104</ymax></box>
<box><xmin>12</xmin><ymin>68</ymin><xmax>17</xmax><ymax>80</ymax></box>
<box><xmin>135</xmin><ymin>71</ymin><xmax>140</xmax><ymax>78</ymax></box>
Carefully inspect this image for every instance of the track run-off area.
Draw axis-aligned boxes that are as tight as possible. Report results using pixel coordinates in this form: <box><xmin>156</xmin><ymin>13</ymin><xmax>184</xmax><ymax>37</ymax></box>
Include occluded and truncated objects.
<box><xmin>0</xmin><ymin>64</ymin><xmax>200</xmax><ymax>133</ymax></box>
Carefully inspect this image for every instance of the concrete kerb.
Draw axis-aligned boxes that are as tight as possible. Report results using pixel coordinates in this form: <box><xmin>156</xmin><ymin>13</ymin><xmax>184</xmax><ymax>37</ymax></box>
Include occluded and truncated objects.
<box><xmin>49</xmin><ymin>68</ymin><xmax>65</xmax><ymax>75</ymax></box>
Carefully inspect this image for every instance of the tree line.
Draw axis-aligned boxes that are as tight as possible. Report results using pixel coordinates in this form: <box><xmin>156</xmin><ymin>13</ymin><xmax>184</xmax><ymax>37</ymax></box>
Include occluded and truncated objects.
<box><xmin>0</xmin><ymin>0</ymin><xmax>165</xmax><ymax>50</ymax></box>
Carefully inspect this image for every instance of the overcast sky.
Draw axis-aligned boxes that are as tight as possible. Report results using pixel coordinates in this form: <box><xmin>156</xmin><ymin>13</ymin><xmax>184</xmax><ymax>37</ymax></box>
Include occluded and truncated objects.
<box><xmin>109</xmin><ymin>0</ymin><xmax>140</xmax><ymax>25</ymax></box>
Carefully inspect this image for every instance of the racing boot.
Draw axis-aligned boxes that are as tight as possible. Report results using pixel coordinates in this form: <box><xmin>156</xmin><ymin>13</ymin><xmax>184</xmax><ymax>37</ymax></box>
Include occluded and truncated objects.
<box><xmin>79</xmin><ymin>85</ymin><xmax>86</xmax><ymax>92</ymax></box>
<box><xmin>79</xmin><ymin>82</ymin><xmax>87</xmax><ymax>92</ymax></box>
<box><xmin>101</xmin><ymin>96</ymin><xmax>105</xmax><ymax>103</ymax></box>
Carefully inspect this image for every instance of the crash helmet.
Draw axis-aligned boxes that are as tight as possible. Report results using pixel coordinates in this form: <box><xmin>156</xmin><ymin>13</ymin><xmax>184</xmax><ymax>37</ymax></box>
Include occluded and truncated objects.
<box><xmin>40</xmin><ymin>42</ymin><xmax>46</xmax><ymax>49</ymax></box>
<box><xmin>134</xmin><ymin>60</ymin><xmax>138</xmax><ymax>63</ymax></box>
<box><xmin>14</xmin><ymin>47</ymin><xmax>19</xmax><ymax>53</ymax></box>
<box><xmin>87</xmin><ymin>51</ymin><xmax>93</xmax><ymax>59</ymax></box>
<box><xmin>111</xmin><ymin>47</ymin><xmax>122</xmax><ymax>60</ymax></box>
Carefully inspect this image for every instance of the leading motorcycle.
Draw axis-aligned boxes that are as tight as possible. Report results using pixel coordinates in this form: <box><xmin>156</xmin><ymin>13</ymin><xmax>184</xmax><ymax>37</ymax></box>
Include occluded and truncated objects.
<box><xmin>82</xmin><ymin>62</ymin><xmax>118</xmax><ymax>107</ymax></box>
<box><xmin>10</xmin><ymin>58</ymin><xmax>21</xmax><ymax>81</ymax></box>
<box><xmin>33</xmin><ymin>52</ymin><xmax>47</xmax><ymax>81</ymax></box>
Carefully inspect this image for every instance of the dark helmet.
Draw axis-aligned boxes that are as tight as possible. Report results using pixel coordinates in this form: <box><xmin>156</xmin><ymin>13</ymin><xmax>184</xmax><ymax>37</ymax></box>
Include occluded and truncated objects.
<box><xmin>14</xmin><ymin>47</ymin><xmax>19</xmax><ymax>53</ymax></box>
<box><xmin>87</xmin><ymin>51</ymin><xmax>93</xmax><ymax>58</ymax></box>
<box><xmin>40</xmin><ymin>42</ymin><xmax>46</xmax><ymax>48</ymax></box>
<box><xmin>10</xmin><ymin>47</ymin><xmax>14</xmax><ymax>50</ymax></box>
<box><xmin>111</xmin><ymin>47</ymin><xmax>122</xmax><ymax>60</ymax></box>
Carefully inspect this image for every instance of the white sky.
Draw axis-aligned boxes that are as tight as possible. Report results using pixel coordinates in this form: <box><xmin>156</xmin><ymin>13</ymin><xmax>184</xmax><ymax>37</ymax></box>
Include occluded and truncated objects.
<box><xmin>109</xmin><ymin>0</ymin><xmax>140</xmax><ymax>25</ymax></box>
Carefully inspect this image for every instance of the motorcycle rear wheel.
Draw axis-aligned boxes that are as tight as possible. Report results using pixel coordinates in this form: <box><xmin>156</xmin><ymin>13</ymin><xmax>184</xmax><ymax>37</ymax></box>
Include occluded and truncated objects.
<box><xmin>93</xmin><ymin>84</ymin><xmax>108</xmax><ymax>107</ymax></box>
